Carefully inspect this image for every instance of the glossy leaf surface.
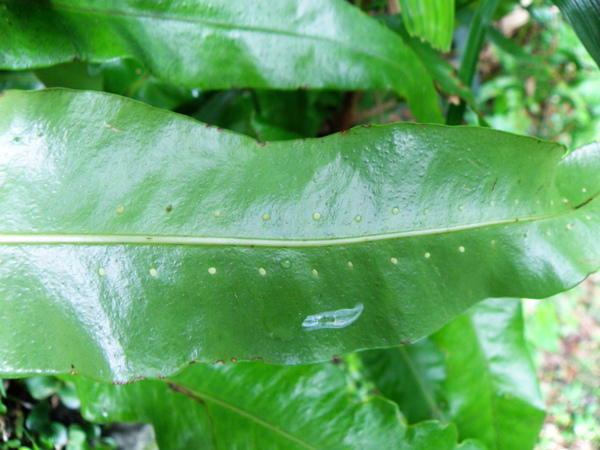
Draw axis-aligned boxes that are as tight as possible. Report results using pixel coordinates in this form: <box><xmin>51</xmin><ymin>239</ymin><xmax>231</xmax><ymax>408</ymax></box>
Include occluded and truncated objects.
<box><xmin>364</xmin><ymin>298</ymin><xmax>545</xmax><ymax>449</ymax></box>
<box><xmin>399</xmin><ymin>0</ymin><xmax>455</xmax><ymax>51</ymax></box>
<box><xmin>362</xmin><ymin>340</ymin><xmax>447</xmax><ymax>424</ymax></box>
<box><xmin>553</xmin><ymin>0</ymin><xmax>600</xmax><ymax>68</ymax></box>
<box><xmin>0</xmin><ymin>0</ymin><xmax>441</xmax><ymax>123</ymax></box>
<box><xmin>431</xmin><ymin>298</ymin><xmax>545</xmax><ymax>449</ymax></box>
<box><xmin>1</xmin><ymin>90</ymin><xmax>599</xmax><ymax>382</ymax></box>
<box><xmin>73</xmin><ymin>361</ymin><xmax>483</xmax><ymax>449</ymax></box>
<box><xmin>379</xmin><ymin>16</ymin><xmax>483</xmax><ymax>122</ymax></box>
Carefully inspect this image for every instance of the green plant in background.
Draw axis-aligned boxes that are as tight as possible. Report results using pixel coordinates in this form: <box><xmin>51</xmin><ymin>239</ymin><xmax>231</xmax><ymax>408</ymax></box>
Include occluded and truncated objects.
<box><xmin>0</xmin><ymin>377</ymin><xmax>117</xmax><ymax>450</ymax></box>
<box><xmin>0</xmin><ymin>0</ymin><xmax>598</xmax><ymax>448</ymax></box>
<box><xmin>474</xmin><ymin>0</ymin><xmax>600</xmax><ymax>148</ymax></box>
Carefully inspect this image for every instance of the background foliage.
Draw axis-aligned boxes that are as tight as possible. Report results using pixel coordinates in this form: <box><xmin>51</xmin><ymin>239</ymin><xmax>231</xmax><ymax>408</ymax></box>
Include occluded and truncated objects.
<box><xmin>0</xmin><ymin>0</ymin><xmax>598</xmax><ymax>448</ymax></box>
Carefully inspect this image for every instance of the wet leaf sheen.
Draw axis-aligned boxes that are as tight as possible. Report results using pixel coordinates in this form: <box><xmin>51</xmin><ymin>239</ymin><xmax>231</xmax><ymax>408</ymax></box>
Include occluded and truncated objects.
<box><xmin>0</xmin><ymin>90</ymin><xmax>599</xmax><ymax>382</ymax></box>
<box><xmin>0</xmin><ymin>0</ymin><xmax>442</xmax><ymax>122</ymax></box>
<box><xmin>73</xmin><ymin>361</ymin><xmax>484</xmax><ymax>449</ymax></box>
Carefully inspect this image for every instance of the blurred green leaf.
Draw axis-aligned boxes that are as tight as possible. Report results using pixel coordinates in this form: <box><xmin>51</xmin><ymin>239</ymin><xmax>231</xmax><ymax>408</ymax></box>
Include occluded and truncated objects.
<box><xmin>74</xmin><ymin>361</ymin><xmax>483</xmax><ymax>449</ymax></box>
<box><xmin>0</xmin><ymin>71</ymin><xmax>44</xmax><ymax>92</ymax></box>
<box><xmin>553</xmin><ymin>0</ymin><xmax>600</xmax><ymax>68</ymax></box>
<box><xmin>66</xmin><ymin>426</ymin><xmax>88</xmax><ymax>450</ymax></box>
<box><xmin>380</xmin><ymin>15</ymin><xmax>486</xmax><ymax>124</ymax></box>
<box><xmin>0</xmin><ymin>0</ymin><xmax>442</xmax><ymax>122</ymax></box>
<box><xmin>57</xmin><ymin>382</ymin><xmax>81</xmax><ymax>410</ymax></box>
<box><xmin>399</xmin><ymin>0</ymin><xmax>455</xmax><ymax>51</ymax></box>
<box><xmin>486</xmin><ymin>26</ymin><xmax>540</xmax><ymax>62</ymax></box>
<box><xmin>253</xmin><ymin>90</ymin><xmax>343</xmax><ymax>137</ymax></box>
<box><xmin>524</xmin><ymin>300</ymin><xmax>560</xmax><ymax>353</ymax></box>
<box><xmin>39</xmin><ymin>423</ymin><xmax>68</xmax><ymax>448</ymax></box>
<box><xmin>431</xmin><ymin>298</ymin><xmax>545</xmax><ymax>450</ymax></box>
<box><xmin>25</xmin><ymin>402</ymin><xmax>50</xmax><ymax>433</ymax></box>
<box><xmin>362</xmin><ymin>340</ymin><xmax>447</xmax><ymax>424</ymax></box>
<box><xmin>249</xmin><ymin>116</ymin><xmax>304</xmax><ymax>142</ymax></box>
<box><xmin>24</xmin><ymin>377</ymin><xmax>62</xmax><ymax>401</ymax></box>
<box><xmin>365</xmin><ymin>298</ymin><xmax>546</xmax><ymax>450</ymax></box>
<box><xmin>99</xmin><ymin>58</ymin><xmax>197</xmax><ymax>111</ymax></box>
<box><xmin>34</xmin><ymin>62</ymin><xmax>103</xmax><ymax>91</ymax></box>
<box><xmin>447</xmin><ymin>0</ymin><xmax>501</xmax><ymax>125</ymax></box>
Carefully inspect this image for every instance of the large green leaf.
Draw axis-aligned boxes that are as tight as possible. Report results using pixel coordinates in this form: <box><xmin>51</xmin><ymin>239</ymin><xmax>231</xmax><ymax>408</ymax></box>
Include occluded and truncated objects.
<box><xmin>73</xmin><ymin>361</ymin><xmax>484</xmax><ymax>449</ymax></box>
<box><xmin>364</xmin><ymin>299</ymin><xmax>545</xmax><ymax>449</ymax></box>
<box><xmin>379</xmin><ymin>15</ymin><xmax>486</xmax><ymax>124</ymax></box>
<box><xmin>362</xmin><ymin>340</ymin><xmax>447</xmax><ymax>424</ymax></box>
<box><xmin>553</xmin><ymin>0</ymin><xmax>600</xmax><ymax>69</ymax></box>
<box><xmin>399</xmin><ymin>0</ymin><xmax>455</xmax><ymax>51</ymax></box>
<box><xmin>0</xmin><ymin>0</ymin><xmax>442</xmax><ymax>123</ymax></box>
<box><xmin>1</xmin><ymin>89</ymin><xmax>599</xmax><ymax>382</ymax></box>
<box><xmin>430</xmin><ymin>298</ymin><xmax>545</xmax><ymax>449</ymax></box>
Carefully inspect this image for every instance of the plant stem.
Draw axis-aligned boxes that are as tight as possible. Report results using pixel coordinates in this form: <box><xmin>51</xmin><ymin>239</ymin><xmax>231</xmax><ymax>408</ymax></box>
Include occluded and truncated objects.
<box><xmin>446</xmin><ymin>0</ymin><xmax>501</xmax><ymax>125</ymax></box>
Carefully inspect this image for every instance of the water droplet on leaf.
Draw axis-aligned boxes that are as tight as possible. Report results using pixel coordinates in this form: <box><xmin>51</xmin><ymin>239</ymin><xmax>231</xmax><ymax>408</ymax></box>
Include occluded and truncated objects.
<box><xmin>302</xmin><ymin>303</ymin><xmax>364</xmax><ymax>330</ymax></box>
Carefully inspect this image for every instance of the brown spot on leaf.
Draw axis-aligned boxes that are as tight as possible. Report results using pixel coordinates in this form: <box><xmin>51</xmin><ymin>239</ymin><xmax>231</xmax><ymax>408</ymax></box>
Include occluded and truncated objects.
<box><xmin>166</xmin><ymin>205</ymin><xmax>173</xmax><ymax>212</ymax></box>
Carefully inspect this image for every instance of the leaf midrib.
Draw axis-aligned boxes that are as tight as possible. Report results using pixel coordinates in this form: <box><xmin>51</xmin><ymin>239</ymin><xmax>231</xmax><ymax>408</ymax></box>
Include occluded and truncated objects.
<box><xmin>31</xmin><ymin>0</ymin><xmax>406</xmax><ymax>82</ymax></box>
<box><xmin>398</xmin><ymin>346</ymin><xmax>445</xmax><ymax>423</ymax></box>
<box><xmin>0</xmin><ymin>204</ymin><xmax>589</xmax><ymax>247</ymax></box>
<box><xmin>471</xmin><ymin>317</ymin><xmax>501</xmax><ymax>449</ymax></box>
<box><xmin>166</xmin><ymin>379</ymin><xmax>317</xmax><ymax>449</ymax></box>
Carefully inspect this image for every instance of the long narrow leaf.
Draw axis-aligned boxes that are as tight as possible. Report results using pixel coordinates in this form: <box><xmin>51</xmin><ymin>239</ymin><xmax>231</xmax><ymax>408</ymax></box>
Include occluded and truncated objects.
<box><xmin>362</xmin><ymin>340</ymin><xmax>447</xmax><ymax>424</ymax></box>
<box><xmin>73</xmin><ymin>361</ymin><xmax>484</xmax><ymax>449</ymax></box>
<box><xmin>430</xmin><ymin>298</ymin><xmax>545</xmax><ymax>449</ymax></box>
<box><xmin>363</xmin><ymin>298</ymin><xmax>545</xmax><ymax>449</ymax></box>
<box><xmin>553</xmin><ymin>0</ymin><xmax>600</xmax><ymax>69</ymax></box>
<box><xmin>0</xmin><ymin>0</ymin><xmax>442</xmax><ymax>123</ymax></box>
<box><xmin>380</xmin><ymin>15</ymin><xmax>487</xmax><ymax>125</ymax></box>
<box><xmin>0</xmin><ymin>90</ymin><xmax>599</xmax><ymax>382</ymax></box>
<box><xmin>399</xmin><ymin>0</ymin><xmax>455</xmax><ymax>51</ymax></box>
<box><xmin>446</xmin><ymin>0</ymin><xmax>501</xmax><ymax>125</ymax></box>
